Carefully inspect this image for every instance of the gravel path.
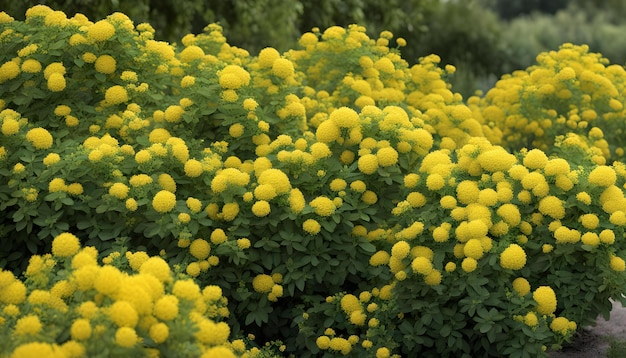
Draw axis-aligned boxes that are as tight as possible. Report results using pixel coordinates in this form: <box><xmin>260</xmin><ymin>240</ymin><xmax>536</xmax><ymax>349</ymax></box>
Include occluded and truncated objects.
<box><xmin>549</xmin><ymin>301</ymin><xmax>626</xmax><ymax>358</ymax></box>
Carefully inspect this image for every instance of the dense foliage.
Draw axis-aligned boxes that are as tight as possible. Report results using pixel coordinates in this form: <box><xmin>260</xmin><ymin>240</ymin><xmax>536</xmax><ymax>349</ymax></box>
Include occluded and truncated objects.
<box><xmin>2</xmin><ymin>5</ymin><xmax>626</xmax><ymax>358</ymax></box>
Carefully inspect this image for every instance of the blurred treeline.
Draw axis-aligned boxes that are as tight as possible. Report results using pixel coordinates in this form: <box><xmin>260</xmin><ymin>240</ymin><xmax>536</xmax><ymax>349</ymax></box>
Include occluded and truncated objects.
<box><xmin>3</xmin><ymin>0</ymin><xmax>626</xmax><ymax>96</ymax></box>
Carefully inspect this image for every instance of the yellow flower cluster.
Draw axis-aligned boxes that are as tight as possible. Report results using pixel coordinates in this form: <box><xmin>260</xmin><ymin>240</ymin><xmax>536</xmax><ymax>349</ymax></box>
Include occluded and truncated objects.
<box><xmin>0</xmin><ymin>233</ymin><xmax>254</xmax><ymax>357</ymax></box>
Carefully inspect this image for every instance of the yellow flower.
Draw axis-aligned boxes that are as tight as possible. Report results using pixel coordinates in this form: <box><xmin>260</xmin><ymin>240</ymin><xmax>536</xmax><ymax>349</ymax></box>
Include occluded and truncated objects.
<box><xmin>218</xmin><ymin>64</ymin><xmax>250</xmax><ymax>89</ymax></box>
<box><xmin>252</xmin><ymin>274</ymin><xmax>274</xmax><ymax>293</ymax></box>
<box><xmin>52</xmin><ymin>232</ymin><xmax>80</xmax><ymax>257</ymax></box>
<box><xmin>21</xmin><ymin>59</ymin><xmax>41</xmax><ymax>73</ymax></box>
<box><xmin>71</xmin><ymin>318</ymin><xmax>92</xmax><ymax>340</ymax></box>
<box><xmin>149</xmin><ymin>322</ymin><xmax>169</xmax><ymax>344</ymax></box>
<box><xmin>271</xmin><ymin>58</ymin><xmax>295</xmax><ymax>79</ymax></box>
<box><xmin>125</xmin><ymin>198</ymin><xmax>138</xmax><ymax>211</ymax></box>
<box><xmin>330</xmin><ymin>106</ymin><xmax>360</xmax><ymax>128</ymax></box>
<box><xmin>1</xmin><ymin>117</ymin><xmax>20</xmax><ymax>136</ymax></box>
<box><xmin>329</xmin><ymin>178</ymin><xmax>347</xmax><ymax>192</ymax></box>
<box><xmin>303</xmin><ymin>219</ymin><xmax>321</xmax><ymax>235</ymax></box>
<box><xmin>164</xmin><ymin>105</ymin><xmax>184</xmax><ymax>123</ymax></box>
<box><xmin>588</xmin><ymin>165</ymin><xmax>616</xmax><ymax>187</ymax></box>
<box><xmin>95</xmin><ymin>54</ymin><xmax>116</xmax><ymax>74</ymax></box>
<box><xmin>544</xmin><ymin>158</ymin><xmax>570</xmax><ymax>176</ymax></box>
<box><xmin>476</xmin><ymin>147</ymin><xmax>517</xmax><ymax>172</ymax></box>
<box><xmin>524</xmin><ymin>312</ymin><xmax>538</xmax><ymax>327</ymax></box>
<box><xmin>550</xmin><ymin>317</ymin><xmax>572</xmax><ymax>335</ymax></box>
<box><xmin>0</xmin><ymin>61</ymin><xmax>20</xmax><ymax>83</ymax></box>
<box><xmin>317</xmin><ymin>336</ymin><xmax>331</xmax><ymax>350</ymax></box>
<box><xmin>180</xmin><ymin>45</ymin><xmax>205</xmax><ymax>62</ymax></box>
<box><xmin>25</xmin><ymin>127</ymin><xmax>53</xmax><ymax>150</ymax></box>
<box><xmin>463</xmin><ymin>239</ymin><xmax>484</xmax><ymax>259</ymax></box>
<box><xmin>172</xmin><ymin>279</ymin><xmax>201</xmax><ymax>300</ymax></box>
<box><xmin>210</xmin><ymin>229</ymin><xmax>227</xmax><ymax>245</ymax></box>
<box><xmin>533</xmin><ymin>286</ymin><xmax>557</xmax><ymax>315</ymax></box>
<box><xmin>152</xmin><ymin>190</ymin><xmax>176</xmax><ymax>213</ymax></box>
<box><xmin>41</xmin><ymin>153</ymin><xmax>60</xmax><ymax>166</ymax></box>
<box><xmin>576</xmin><ymin>192</ymin><xmax>592</xmax><ymax>205</ymax></box>
<box><xmin>579</xmin><ymin>213</ymin><xmax>599</xmax><ymax>229</ymax></box>
<box><xmin>358</xmin><ymin>154</ymin><xmax>378</xmax><ymax>174</ymax></box>
<box><xmin>523</xmin><ymin>149</ymin><xmax>548</xmax><ymax>169</ymax></box>
<box><xmin>361</xmin><ymin>190</ymin><xmax>378</xmax><ymax>205</ymax></box>
<box><xmin>500</xmin><ymin>244</ymin><xmax>526</xmax><ymax>270</ymax></box>
<box><xmin>88</xmin><ymin>20</ymin><xmax>115</xmax><ymax>41</ymax></box>
<box><xmin>391</xmin><ymin>241</ymin><xmax>410</xmax><ymax>259</ymax></box>
<box><xmin>182</xmin><ymin>198</ymin><xmax>200</xmax><ymax>214</ymax></box>
<box><xmin>237</xmin><ymin>238</ymin><xmax>251</xmax><ymax>249</ymax></box>
<box><xmin>310</xmin><ymin>196</ymin><xmax>336</xmax><ymax>216</ymax></box>
<box><xmin>461</xmin><ymin>257</ymin><xmax>477</xmax><ymax>272</ymax></box>
<box><xmin>376</xmin><ymin>147</ymin><xmax>398</xmax><ymax>167</ymax></box>
<box><xmin>180</xmin><ymin>75</ymin><xmax>195</xmax><ymax>87</ymax></box>
<box><xmin>512</xmin><ymin>277</ymin><xmax>531</xmax><ymax>296</ymax></box>
<box><xmin>109</xmin><ymin>183</ymin><xmax>129</xmax><ymax>199</ymax></box>
<box><xmin>105</xmin><ymin>85</ymin><xmax>128</xmax><ymax>105</ymax></box>
<box><xmin>258</xmin><ymin>168</ymin><xmax>291</xmax><ymax>194</ymax></box>
<box><xmin>411</xmin><ymin>257</ymin><xmax>433</xmax><ymax>275</ymax></box>
<box><xmin>496</xmin><ymin>204</ymin><xmax>521</xmax><ymax>226</ymax></box>
<box><xmin>252</xmin><ymin>200</ymin><xmax>271</xmax><ymax>217</ymax></box>
<box><xmin>14</xmin><ymin>315</ymin><xmax>42</xmax><ymax>335</ymax></box>
<box><xmin>188</xmin><ymin>239</ymin><xmax>210</xmax><ymax>260</ymax></box>
<box><xmin>228</xmin><ymin>123</ymin><xmax>244</xmax><ymax>138</ymax></box>
<box><xmin>184</xmin><ymin>159</ymin><xmax>203</xmax><ymax>177</ymax></box>
<box><xmin>610</xmin><ymin>255</ymin><xmax>626</xmax><ymax>271</ymax></box>
<box><xmin>109</xmin><ymin>300</ymin><xmax>138</xmax><ymax>327</ymax></box>
<box><xmin>369</xmin><ymin>251</ymin><xmax>390</xmax><ymax>266</ymax></box>
<box><xmin>47</xmin><ymin>72</ymin><xmax>66</xmax><ymax>92</ymax></box>
<box><xmin>153</xmin><ymin>295</ymin><xmax>179</xmax><ymax>321</ymax></box>
<box><xmin>538</xmin><ymin>196</ymin><xmax>565</xmax><ymax>219</ymax></box>
<box><xmin>316</xmin><ymin>120</ymin><xmax>341</xmax><ymax>143</ymax></box>
<box><xmin>115</xmin><ymin>327</ymin><xmax>138</xmax><ymax>347</ymax></box>
<box><xmin>581</xmin><ymin>232</ymin><xmax>600</xmax><ymax>246</ymax></box>
<box><xmin>350</xmin><ymin>180</ymin><xmax>367</xmax><ymax>193</ymax></box>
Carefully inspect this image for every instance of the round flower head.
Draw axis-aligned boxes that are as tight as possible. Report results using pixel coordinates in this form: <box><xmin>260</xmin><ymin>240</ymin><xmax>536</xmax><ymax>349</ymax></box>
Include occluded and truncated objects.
<box><xmin>588</xmin><ymin>165</ymin><xmax>616</xmax><ymax>187</ymax></box>
<box><xmin>512</xmin><ymin>277</ymin><xmax>531</xmax><ymax>296</ymax></box>
<box><xmin>358</xmin><ymin>154</ymin><xmax>379</xmax><ymax>174</ymax></box>
<box><xmin>610</xmin><ymin>255</ymin><xmax>626</xmax><ymax>271</ymax></box>
<box><xmin>523</xmin><ymin>149</ymin><xmax>548</xmax><ymax>169</ymax></box>
<box><xmin>47</xmin><ymin>72</ymin><xmax>66</xmax><ymax>91</ymax></box>
<box><xmin>25</xmin><ymin>127</ymin><xmax>53</xmax><ymax>149</ymax></box>
<box><xmin>303</xmin><ymin>219</ymin><xmax>321</xmax><ymax>235</ymax></box>
<box><xmin>252</xmin><ymin>200</ymin><xmax>271</xmax><ymax>217</ymax></box>
<box><xmin>52</xmin><ymin>232</ymin><xmax>80</xmax><ymax>257</ymax></box>
<box><xmin>271</xmin><ymin>58</ymin><xmax>295</xmax><ymax>79</ymax></box>
<box><xmin>88</xmin><ymin>20</ymin><xmax>115</xmax><ymax>41</ymax></box>
<box><xmin>533</xmin><ymin>286</ymin><xmax>557</xmax><ymax>315</ymax></box>
<box><xmin>14</xmin><ymin>315</ymin><xmax>42</xmax><ymax>335</ymax></box>
<box><xmin>154</xmin><ymin>295</ymin><xmax>179</xmax><ymax>321</ymax></box>
<box><xmin>95</xmin><ymin>54</ymin><xmax>116</xmax><ymax>74</ymax></box>
<box><xmin>252</xmin><ymin>274</ymin><xmax>274</xmax><ymax>293</ymax></box>
<box><xmin>500</xmin><ymin>244</ymin><xmax>527</xmax><ymax>270</ymax></box>
<box><xmin>377</xmin><ymin>147</ymin><xmax>399</xmax><ymax>167</ymax></box>
<box><xmin>105</xmin><ymin>85</ymin><xmax>128</xmax><ymax>105</ymax></box>
<box><xmin>152</xmin><ymin>190</ymin><xmax>176</xmax><ymax>213</ymax></box>
<box><xmin>330</xmin><ymin>106</ymin><xmax>360</xmax><ymax>128</ymax></box>
<box><xmin>139</xmin><ymin>257</ymin><xmax>171</xmax><ymax>282</ymax></box>
<box><xmin>309</xmin><ymin>196</ymin><xmax>336</xmax><ymax>216</ymax></box>
<box><xmin>184</xmin><ymin>159</ymin><xmax>203</xmax><ymax>177</ymax></box>
<box><xmin>115</xmin><ymin>327</ymin><xmax>137</xmax><ymax>347</ymax></box>
<box><xmin>258</xmin><ymin>168</ymin><xmax>291</xmax><ymax>194</ymax></box>
<box><xmin>109</xmin><ymin>182</ymin><xmax>129</xmax><ymax>199</ymax></box>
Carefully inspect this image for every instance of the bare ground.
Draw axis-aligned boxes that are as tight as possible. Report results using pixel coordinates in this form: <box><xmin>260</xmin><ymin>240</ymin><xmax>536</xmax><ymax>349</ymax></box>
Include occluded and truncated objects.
<box><xmin>549</xmin><ymin>301</ymin><xmax>626</xmax><ymax>358</ymax></box>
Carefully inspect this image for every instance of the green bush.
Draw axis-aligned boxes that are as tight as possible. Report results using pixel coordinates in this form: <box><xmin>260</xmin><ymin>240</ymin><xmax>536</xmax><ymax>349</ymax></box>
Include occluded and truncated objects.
<box><xmin>2</xmin><ymin>5</ymin><xmax>626</xmax><ymax>357</ymax></box>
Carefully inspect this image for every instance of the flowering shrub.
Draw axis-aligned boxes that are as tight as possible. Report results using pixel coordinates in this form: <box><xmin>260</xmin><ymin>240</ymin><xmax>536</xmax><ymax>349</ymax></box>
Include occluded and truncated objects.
<box><xmin>2</xmin><ymin>5</ymin><xmax>626</xmax><ymax>357</ymax></box>
<box><xmin>0</xmin><ymin>232</ymin><xmax>265</xmax><ymax>357</ymax></box>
